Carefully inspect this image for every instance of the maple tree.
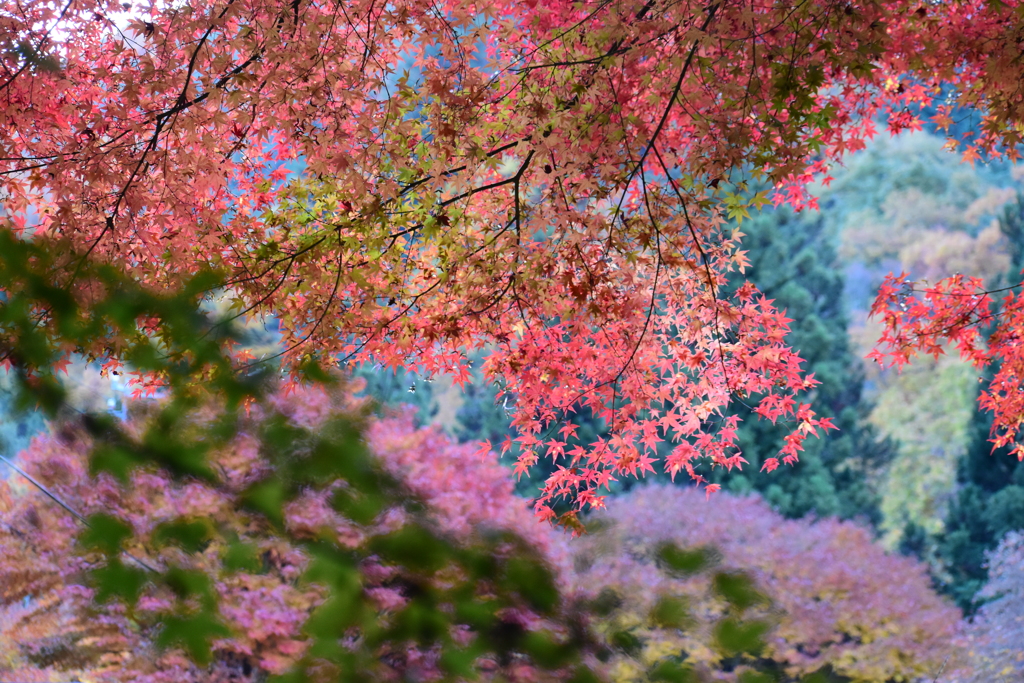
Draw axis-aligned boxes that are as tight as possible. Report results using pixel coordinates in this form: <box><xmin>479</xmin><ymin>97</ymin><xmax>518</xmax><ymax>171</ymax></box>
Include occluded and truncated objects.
<box><xmin>6</xmin><ymin>0</ymin><xmax>1024</xmax><ymax>520</ymax></box>
<box><xmin>713</xmin><ymin>203</ymin><xmax>893</xmax><ymax>523</ymax></box>
<box><xmin>570</xmin><ymin>484</ymin><xmax>963</xmax><ymax>682</ymax></box>
<box><xmin>870</xmin><ymin>187</ymin><xmax>1024</xmax><ymax>609</ymax></box>
<box><xmin>871</xmin><ymin>196</ymin><xmax>1024</xmax><ymax>487</ymax></box>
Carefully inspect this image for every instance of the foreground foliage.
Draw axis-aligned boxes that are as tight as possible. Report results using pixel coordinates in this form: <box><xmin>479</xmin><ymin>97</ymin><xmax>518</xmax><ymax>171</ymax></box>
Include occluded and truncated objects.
<box><xmin>0</xmin><ymin>235</ymin><xmax>598</xmax><ymax>681</ymax></box>
<box><xmin>2</xmin><ymin>412</ymin><xmax>966</xmax><ymax>682</ymax></box>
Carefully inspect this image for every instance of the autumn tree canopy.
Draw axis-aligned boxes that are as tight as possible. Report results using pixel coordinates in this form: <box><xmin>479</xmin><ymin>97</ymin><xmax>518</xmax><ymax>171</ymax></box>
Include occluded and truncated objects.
<box><xmin>4</xmin><ymin>0</ymin><xmax>1024</xmax><ymax>515</ymax></box>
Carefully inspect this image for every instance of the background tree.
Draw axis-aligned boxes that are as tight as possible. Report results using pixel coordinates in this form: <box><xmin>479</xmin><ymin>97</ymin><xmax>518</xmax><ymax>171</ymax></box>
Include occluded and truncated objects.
<box><xmin>570</xmin><ymin>484</ymin><xmax>963</xmax><ymax>683</ymax></box>
<box><xmin>1</xmin><ymin>389</ymin><xmax>967</xmax><ymax>682</ymax></box>
<box><xmin>951</xmin><ymin>531</ymin><xmax>1024</xmax><ymax>682</ymax></box>
<box><xmin>817</xmin><ymin>131</ymin><xmax>1016</xmax><ymax>550</ymax></box>
<box><xmin>0</xmin><ymin>374</ymin><xmax>44</xmax><ymax>462</ymax></box>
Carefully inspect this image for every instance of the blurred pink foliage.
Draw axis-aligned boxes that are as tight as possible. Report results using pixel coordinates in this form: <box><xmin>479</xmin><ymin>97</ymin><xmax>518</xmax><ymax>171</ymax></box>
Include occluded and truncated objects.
<box><xmin>569</xmin><ymin>484</ymin><xmax>964</xmax><ymax>682</ymax></box>
<box><xmin>0</xmin><ymin>386</ymin><xmax>567</xmax><ymax>682</ymax></box>
<box><xmin>368</xmin><ymin>411</ymin><xmax>569</xmax><ymax>575</ymax></box>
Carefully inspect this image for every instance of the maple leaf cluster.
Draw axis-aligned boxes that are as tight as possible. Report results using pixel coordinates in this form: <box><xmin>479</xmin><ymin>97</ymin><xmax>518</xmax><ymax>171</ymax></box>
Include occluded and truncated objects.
<box><xmin>870</xmin><ymin>272</ymin><xmax>1024</xmax><ymax>461</ymax></box>
<box><xmin>4</xmin><ymin>0</ymin><xmax>1024</xmax><ymax>514</ymax></box>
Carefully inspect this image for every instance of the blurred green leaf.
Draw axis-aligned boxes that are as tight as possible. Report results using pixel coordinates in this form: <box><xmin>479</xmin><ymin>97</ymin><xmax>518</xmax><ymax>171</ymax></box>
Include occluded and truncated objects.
<box><xmin>609</xmin><ymin>629</ymin><xmax>642</xmax><ymax>656</ymax></box>
<box><xmin>713</xmin><ymin>571</ymin><xmax>766</xmax><ymax>611</ymax></box>
<box><xmin>391</xmin><ymin>600</ymin><xmax>448</xmax><ymax>643</ymax></box>
<box><xmin>304</xmin><ymin>593</ymin><xmax>365</xmax><ymax>639</ymax></box>
<box><xmin>303</xmin><ymin>545</ymin><xmax>361</xmax><ymax>587</ymax></box>
<box><xmin>12</xmin><ymin>40</ymin><xmax>61</xmax><ymax>73</ymax></box>
<box><xmin>222</xmin><ymin>539</ymin><xmax>262</xmax><ymax>573</ymax></box>
<box><xmin>590</xmin><ymin>587</ymin><xmax>623</xmax><ymax>616</ymax></box>
<box><xmin>501</xmin><ymin>555</ymin><xmax>558</xmax><ymax>613</ymax></box>
<box><xmin>656</xmin><ymin>542</ymin><xmax>715</xmax><ymax>577</ymax></box>
<box><xmin>81</xmin><ymin>513</ymin><xmax>133</xmax><ymax>555</ymax></box>
<box><xmin>241</xmin><ymin>479</ymin><xmax>287</xmax><ymax>526</ymax></box>
<box><xmin>522</xmin><ymin>630</ymin><xmax>573</xmax><ymax>668</ymax></box>
<box><xmin>800</xmin><ymin>669</ymin><xmax>843</xmax><ymax>683</ymax></box>
<box><xmin>153</xmin><ymin>518</ymin><xmax>214</xmax><ymax>554</ymax></box>
<box><xmin>439</xmin><ymin>642</ymin><xmax>484</xmax><ymax>678</ymax></box>
<box><xmin>370</xmin><ymin>525</ymin><xmax>449</xmax><ymax>573</ymax></box>
<box><xmin>331</xmin><ymin>486</ymin><xmax>387</xmax><ymax>526</ymax></box>
<box><xmin>649</xmin><ymin>595</ymin><xmax>692</xmax><ymax>629</ymax></box>
<box><xmin>141</xmin><ymin>424</ymin><xmax>213</xmax><ymax>480</ymax></box>
<box><xmin>91</xmin><ymin>559</ymin><xmax>148</xmax><ymax>606</ymax></box>
<box><xmin>648</xmin><ymin>659</ymin><xmax>697</xmax><ymax>683</ymax></box>
<box><xmin>454</xmin><ymin>598</ymin><xmax>498</xmax><ymax>630</ymax></box>
<box><xmin>713</xmin><ymin>617</ymin><xmax>770</xmax><ymax>656</ymax></box>
<box><xmin>87</xmin><ymin>443</ymin><xmax>138</xmax><ymax>482</ymax></box>
<box><xmin>568</xmin><ymin>667</ymin><xmax>604</xmax><ymax>683</ymax></box>
<box><xmin>0</xmin><ymin>229</ymin><xmax>604</xmax><ymax>681</ymax></box>
<box><xmin>155</xmin><ymin>612</ymin><xmax>231</xmax><ymax>665</ymax></box>
<box><xmin>298</xmin><ymin>357</ymin><xmax>336</xmax><ymax>385</ymax></box>
<box><xmin>163</xmin><ymin>566</ymin><xmax>215</xmax><ymax>605</ymax></box>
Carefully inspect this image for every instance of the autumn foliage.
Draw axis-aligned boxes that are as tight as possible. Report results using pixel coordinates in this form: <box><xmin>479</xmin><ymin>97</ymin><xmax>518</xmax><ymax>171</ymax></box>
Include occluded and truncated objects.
<box><xmin>0</xmin><ymin>387</ymin><xmax>582</xmax><ymax>682</ymax></box>
<box><xmin>870</xmin><ymin>268</ymin><xmax>1024</xmax><ymax>464</ymax></box>
<box><xmin>5</xmin><ymin>0</ymin><xmax>1024</xmax><ymax>514</ymax></box>
<box><xmin>5</xmin><ymin>0</ymin><xmax>1024</xmax><ymax>678</ymax></box>
<box><xmin>570</xmin><ymin>485</ymin><xmax>963</xmax><ymax>682</ymax></box>
<box><xmin>955</xmin><ymin>531</ymin><xmax>1024</xmax><ymax>682</ymax></box>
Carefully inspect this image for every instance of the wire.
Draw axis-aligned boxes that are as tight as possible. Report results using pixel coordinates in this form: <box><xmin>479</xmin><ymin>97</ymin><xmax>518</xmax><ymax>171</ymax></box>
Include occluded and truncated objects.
<box><xmin>0</xmin><ymin>453</ymin><xmax>158</xmax><ymax>573</ymax></box>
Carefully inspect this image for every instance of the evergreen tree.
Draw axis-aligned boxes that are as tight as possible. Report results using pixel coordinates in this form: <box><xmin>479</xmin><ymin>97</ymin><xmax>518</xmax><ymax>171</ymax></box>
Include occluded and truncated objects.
<box><xmin>354</xmin><ymin>363</ymin><xmax>439</xmax><ymax>423</ymax></box>
<box><xmin>712</xmin><ymin>207</ymin><xmax>895</xmax><ymax>523</ymax></box>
